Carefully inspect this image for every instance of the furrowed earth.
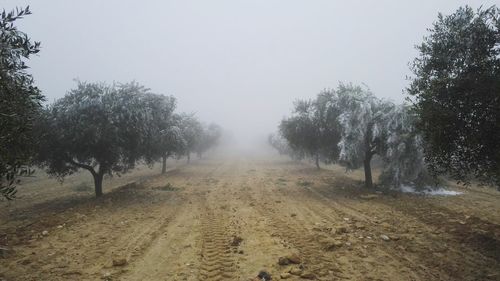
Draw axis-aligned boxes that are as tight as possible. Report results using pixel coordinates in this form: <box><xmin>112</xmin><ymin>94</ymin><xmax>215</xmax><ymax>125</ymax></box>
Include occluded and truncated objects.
<box><xmin>1</xmin><ymin>156</ymin><xmax>500</xmax><ymax>281</ymax></box>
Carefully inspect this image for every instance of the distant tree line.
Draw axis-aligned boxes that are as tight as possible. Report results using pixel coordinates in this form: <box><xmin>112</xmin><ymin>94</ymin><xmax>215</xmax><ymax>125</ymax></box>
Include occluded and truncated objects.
<box><xmin>0</xmin><ymin>7</ymin><xmax>221</xmax><ymax>199</ymax></box>
<box><xmin>272</xmin><ymin>83</ymin><xmax>431</xmax><ymax>189</ymax></box>
<box><xmin>271</xmin><ymin>5</ymin><xmax>500</xmax><ymax>190</ymax></box>
<box><xmin>2</xmin><ymin>5</ymin><xmax>500</xmax><ymax>199</ymax></box>
<box><xmin>35</xmin><ymin>81</ymin><xmax>221</xmax><ymax>197</ymax></box>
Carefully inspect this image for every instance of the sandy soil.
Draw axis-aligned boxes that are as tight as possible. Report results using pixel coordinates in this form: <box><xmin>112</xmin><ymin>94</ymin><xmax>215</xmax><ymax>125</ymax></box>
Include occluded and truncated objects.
<box><xmin>1</xmin><ymin>156</ymin><xmax>500</xmax><ymax>281</ymax></box>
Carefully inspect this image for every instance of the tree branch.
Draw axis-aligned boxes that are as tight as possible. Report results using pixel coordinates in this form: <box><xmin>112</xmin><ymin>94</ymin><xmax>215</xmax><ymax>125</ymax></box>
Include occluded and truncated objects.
<box><xmin>67</xmin><ymin>158</ymin><xmax>96</xmax><ymax>175</ymax></box>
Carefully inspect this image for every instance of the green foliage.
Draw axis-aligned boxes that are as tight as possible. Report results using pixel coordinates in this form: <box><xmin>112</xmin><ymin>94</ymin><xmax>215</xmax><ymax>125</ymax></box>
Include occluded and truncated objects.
<box><xmin>408</xmin><ymin>5</ymin><xmax>500</xmax><ymax>188</ymax></box>
<box><xmin>35</xmin><ymin>79</ymin><xmax>219</xmax><ymax>193</ymax></box>
<box><xmin>378</xmin><ymin>105</ymin><xmax>435</xmax><ymax>189</ymax></box>
<box><xmin>279</xmin><ymin>83</ymin><xmax>434</xmax><ymax>189</ymax></box>
<box><xmin>336</xmin><ymin>84</ymin><xmax>394</xmax><ymax>169</ymax></box>
<box><xmin>280</xmin><ymin>100</ymin><xmax>320</xmax><ymax>162</ymax></box>
<box><xmin>279</xmin><ymin>90</ymin><xmax>342</xmax><ymax>168</ymax></box>
<box><xmin>268</xmin><ymin>133</ymin><xmax>303</xmax><ymax>160</ymax></box>
<box><xmin>195</xmin><ymin>123</ymin><xmax>222</xmax><ymax>158</ymax></box>
<box><xmin>314</xmin><ymin>90</ymin><xmax>343</xmax><ymax>163</ymax></box>
<box><xmin>178</xmin><ymin>113</ymin><xmax>203</xmax><ymax>161</ymax></box>
<box><xmin>36</xmin><ymin>81</ymin><xmax>153</xmax><ymax>197</ymax></box>
<box><xmin>0</xmin><ymin>6</ymin><xmax>43</xmax><ymax>200</ymax></box>
<box><xmin>335</xmin><ymin>84</ymin><xmax>402</xmax><ymax>188</ymax></box>
<box><xmin>139</xmin><ymin>92</ymin><xmax>179</xmax><ymax>164</ymax></box>
<box><xmin>159</xmin><ymin>113</ymin><xmax>187</xmax><ymax>159</ymax></box>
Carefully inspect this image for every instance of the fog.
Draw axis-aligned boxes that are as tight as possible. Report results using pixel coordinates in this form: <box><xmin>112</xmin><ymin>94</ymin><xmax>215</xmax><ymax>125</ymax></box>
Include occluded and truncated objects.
<box><xmin>5</xmin><ymin>0</ymin><xmax>497</xmax><ymax>150</ymax></box>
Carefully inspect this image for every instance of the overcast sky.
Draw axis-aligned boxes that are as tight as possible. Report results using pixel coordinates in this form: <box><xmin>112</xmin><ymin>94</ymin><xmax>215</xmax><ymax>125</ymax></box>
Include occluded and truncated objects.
<box><xmin>5</xmin><ymin>0</ymin><xmax>499</xmax><ymax>148</ymax></box>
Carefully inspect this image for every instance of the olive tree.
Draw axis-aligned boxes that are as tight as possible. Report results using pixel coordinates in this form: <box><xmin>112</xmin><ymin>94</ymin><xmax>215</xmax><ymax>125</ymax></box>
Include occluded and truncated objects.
<box><xmin>195</xmin><ymin>123</ymin><xmax>222</xmax><ymax>159</ymax></box>
<box><xmin>140</xmin><ymin>93</ymin><xmax>185</xmax><ymax>174</ymax></box>
<box><xmin>268</xmin><ymin>133</ymin><xmax>293</xmax><ymax>156</ymax></box>
<box><xmin>268</xmin><ymin>133</ymin><xmax>287</xmax><ymax>156</ymax></box>
<box><xmin>157</xmin><ymin>114</ymin><xmax>186</xmax><ymax>173</ymax></box>
<box><xmin>0</xmin><ymin>7</ymin><xmax>43</xmax><ymax>199</ymax></box>
<box><xmin>178</xmin><ymin>114</ymin><xmax>203</xmax><ymax>163</ymax></box>
<box><xmin>336</xmin><ymin>84</ymin><xmax>395</xmax><ymax>188</ymax></box>
<box><xmin>336</xmin><ymin>84</ymin><xmax>436</xmax><ymax>189</ymax></box>
<box><xmin>409</xmin><ymin>6</ymin><xmax>500</xmax><ymax>188</ymax></box>
<box><xmin>313</xmin><ymin>90</ymin><xmax>343</xmax><ymax>164</ymax></box>
<box><xmin>37</xmin><ymin>81</ymin><xmax>151</xmax><ymax>197</ymax></box>
<box><xmin>280</xmin><ymin>91</ymin><xmax>341</xmax><ymax>169</ymax></box>
<box><xmin>378</xmin><ymin>105</ymin><xmax>434</xmax><ymax>189</ymax></box>
<box><xmin>278</xmin><ymin>82</ymin><xmax>435</xmax><ymax>189</ymax></box>
<box><xmin>280</xmin><ymin>100</ymin><xmax>321</xmax><ymax>168</ymax></box>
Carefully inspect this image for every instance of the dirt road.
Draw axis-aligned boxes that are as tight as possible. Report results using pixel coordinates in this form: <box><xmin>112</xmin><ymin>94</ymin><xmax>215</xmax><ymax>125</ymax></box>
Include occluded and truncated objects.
<box><xmin>1</xmin><ymin>157</ymin><xmax>500</xmax><ymax>280</ymax></box>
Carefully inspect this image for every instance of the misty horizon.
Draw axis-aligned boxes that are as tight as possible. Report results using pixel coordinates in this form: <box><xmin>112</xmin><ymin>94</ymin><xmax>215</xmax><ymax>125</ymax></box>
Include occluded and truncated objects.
<box><xmin>6</xmin><ymin>0</ymin><xmax>498</xmax><ymax>149</ymax></box>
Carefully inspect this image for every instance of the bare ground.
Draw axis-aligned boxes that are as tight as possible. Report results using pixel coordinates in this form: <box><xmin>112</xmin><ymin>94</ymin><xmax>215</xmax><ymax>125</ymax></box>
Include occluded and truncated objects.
<box><xmin>1</xmin><ymin>156</ymin><xmax>500</xmax><ymax>281</ymax></box>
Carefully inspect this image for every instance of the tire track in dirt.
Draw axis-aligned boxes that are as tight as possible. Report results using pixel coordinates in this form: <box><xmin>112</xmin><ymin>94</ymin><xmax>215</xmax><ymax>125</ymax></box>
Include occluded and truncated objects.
<box><xmin>387</xmin><ymin>199</ymin><xmax>500</xmax><ymax>262</ymax></box>
<box><xmin>287</xmin><ymin>187</ymin><xmax>433</xmax><ymax>280</ymax></box>
<box><xmin>2</xmin><ymin>184</ymin><xmax>187</xmax><ymax>280</ymax></box>
<box><xmin>8</xmin><ymin>158</ymin><xmax>500</xmax><ymax>281</ymax></box>
<box><xmin>209</xmin><ymin>159</ymin><xmax>303</xmax><ymax>280</ymax></box>
<box><xmin>198</xmin><ymin>208</ymin><xmax>238</xmax><ymax>280</ymax></box>
<box><xmin>116</xmin><ymin>161</ymin><xmax>226</xmax><ymax>281</ymax></box>
<box><xmin>292</xmin><ymin>179</ymin><xmax>458</xmax><ymax>280</ymax></box>
<box><xmin>111</xmin><ymin>203</ymin><xmax>185</xmax><ymax>280</ymax></box>
<box><xmin>308</xmin><ymin>185</ymin><xmax>500</xmax><ymax>280</ymax></box>
<box><xmin>197</xmin><ymin>161</ymin><xmax>240</xmax><ymax>281</ymax></box>
<box><xmin>238</xmin><ymin>167</ymin><xmax>342</xmax><ymax>280</ymax></box>
<box><xmin>285</xmin><ymin>169</ymin><xmax>499</xmax><ymax>281</ymax></box>
<box><xmin>261</xmin><ymin>206</ymin><xmax>342</xmax><ymax>279</ymax></box>
<box><xmin>252</xmin><ymin>164</ymin><xmax>433</xmax><ymax>280</ymax></box>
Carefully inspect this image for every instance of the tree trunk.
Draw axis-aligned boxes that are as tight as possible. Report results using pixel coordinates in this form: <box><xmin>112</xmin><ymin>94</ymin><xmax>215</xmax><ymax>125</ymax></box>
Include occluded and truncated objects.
<box><xmin>315</xmin><ymin>153</ymin><xmax>320</xmax><ymax>169</ymax></box>
<box><xmin>187</xmin><ymin>152</ymin><xmax>191</xmax><ymax>164</ymax></box>
<box><xmin>161</xmin><ymin>153</ymin><xmax>167</xmax><ymax>174</ymax></box>
<box><xmin>363</xmin><ymin>123</ymin><xmax>375</xmax><ymax>189</ymax></box>
<box><xmin>93</xmin><ymin>171</ymin><xmax>104</xmax><ymax>197</ymax></box>
<box><xmin>364</xmin><ymin>153</ymin><xmax>373</xmax><ymax>189</ymax></box>
<box><xmin>68</xmin><ymin>159</ymin><xmax>105</xmax><ymax>197</ymax></box>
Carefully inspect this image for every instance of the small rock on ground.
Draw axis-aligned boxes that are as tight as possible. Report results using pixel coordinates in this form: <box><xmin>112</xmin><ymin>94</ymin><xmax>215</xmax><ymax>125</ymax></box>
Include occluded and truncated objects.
<box><xmin>112</xmin><ymin>258</ymin><xmax>127</xmax><ymax>266</ymax></box>
<box><xmin>231</xmin><ymin>235</ymin><xmax>243</xmax><ymax>246</ymax></box>
<box><xmin>280</xmin><ymin>272</ymin><xmax>291</xmax><ymax>279</ymax></box>
<box><xmin>278</xmin><ymin>253</ymin><xmax>301</xmax><ymax>265</ymax></box>
<box><xmin>300</xmin><ymin>271</ymin><xmax>316</xmax><ymax>279</ymax></box>
<box><xmin>257</xmin><ymin>270</ymin><xmax>272</xmax><ymax>281</ymax></box>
